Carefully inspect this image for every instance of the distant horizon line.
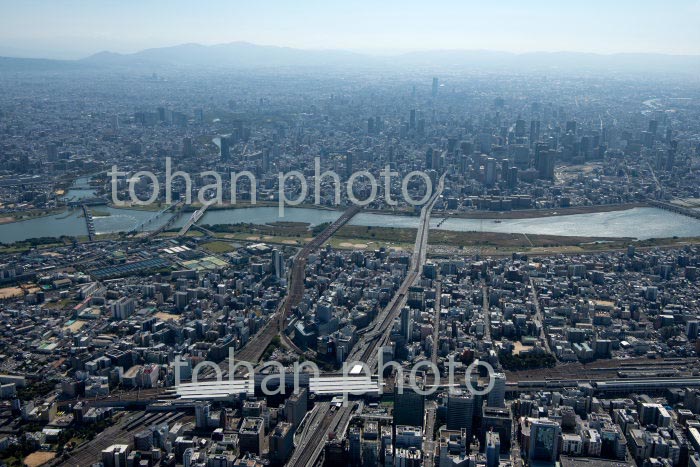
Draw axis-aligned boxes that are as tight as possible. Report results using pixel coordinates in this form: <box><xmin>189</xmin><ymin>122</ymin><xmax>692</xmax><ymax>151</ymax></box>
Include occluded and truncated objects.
<box><xmin>3</xmin><ymin>40</ymin><xmax>700</xmax><ymax>62</ymax></box>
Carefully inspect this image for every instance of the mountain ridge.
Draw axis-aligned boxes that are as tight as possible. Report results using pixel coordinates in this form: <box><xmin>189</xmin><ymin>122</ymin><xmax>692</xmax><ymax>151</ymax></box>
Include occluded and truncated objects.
<box><xmin>1</xmin><ymin>42</ymin><xmax>699</xmax><ymax>73</ymax></box>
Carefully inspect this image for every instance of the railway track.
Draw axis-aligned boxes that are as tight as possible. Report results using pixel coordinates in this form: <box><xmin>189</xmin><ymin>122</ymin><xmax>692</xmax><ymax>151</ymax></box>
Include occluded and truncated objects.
<box><xmin>290</xmin><ymin>175</ymin><xmax>445</xmax><ymax>466</ymax></box>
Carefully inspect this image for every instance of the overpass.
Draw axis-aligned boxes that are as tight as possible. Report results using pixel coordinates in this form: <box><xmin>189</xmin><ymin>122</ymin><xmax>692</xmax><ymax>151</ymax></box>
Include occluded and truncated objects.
<box><xmin>289</xmin><ymin>173</ymin><xmax>446</xmax><ymax>467</ymax></box>
<box><xmin>170</xmin><ymin>374</ymin><xmax>381</xmax><ymax>401</ymax></box>
<box><xmin>129</xmin><ymin>201</ymin><xmax>183</xmax><ymax>235</ymax></box>
<box><xmin>178</xmin><ymin>203</ymin><xmax>211</xmax><ymax>236</ymax></box>
<box><xmin>233</xmin><ymin>204</ymin><xmax>362</xmax><ymax>363</ymax></box>
<box><xmin>82</xmin><ymin>204</ymin><xmax>96</xmax><ymax>241</ymax></box>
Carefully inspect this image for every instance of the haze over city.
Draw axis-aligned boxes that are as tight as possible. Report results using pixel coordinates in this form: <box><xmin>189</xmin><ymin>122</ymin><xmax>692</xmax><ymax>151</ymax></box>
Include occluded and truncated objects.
<box><xmin>2</xmin><ymin>0</ymin><xmax>700</xmax><ymax>59</ymax></box>
<box><xmin>1</xmin><ymin>2</ymin><xmax>700</xmax><ymax>467</ymax></box>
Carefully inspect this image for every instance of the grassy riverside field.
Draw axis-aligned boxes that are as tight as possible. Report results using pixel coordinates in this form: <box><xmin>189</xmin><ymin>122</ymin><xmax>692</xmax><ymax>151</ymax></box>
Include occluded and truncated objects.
<box><xmin>183</xmin><ymin>221</ymin><xmax>700</xmax><ymax>256</ymax></box>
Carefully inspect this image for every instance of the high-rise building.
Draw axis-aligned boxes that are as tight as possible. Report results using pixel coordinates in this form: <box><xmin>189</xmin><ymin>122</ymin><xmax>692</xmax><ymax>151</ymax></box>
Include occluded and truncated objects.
<box><xmin>395</xmin><ymin>425</ymin><xmax>423</xmax><ymax>450</ymax></box>
<box><xmin>362</xmin><ymin>421</ymin><xmax>380</xmax><ymax>466</ymax></box>
<box><xmin>272</xmin><ymin>249</ymin><xmax>285</xmax><ymax>279</ymax></box>
<box><xmin>349</xmin><ymin>427</ymin><xmax>362</xmax><ymax>465</ymax></box>
<box><xmin>220</xmin><ymin>136</ymin><xmax>230</xmax><ymax>160</ymax></box>
<box><xmin>438</xmin><ymin>428</ymin><xmax>468</xmax><ymax>466</ymax></box>
<box><xmin>484</xmin><ymin>158</ymin><xmax>497</xmax><ymax>186</ymax></box>
<box><xmin>195</xmin><ymin>403</ymin><xmax>210</xmax><ymax>429</ymax></box>
<box><xmin>400</xmin><ymin>306</ymin><xmax>412</xmax><ymax>342</ymax></box>
<box><xmin>487</xmin><ymin>373</ymin><xmax>506</xmax><ymax>408</ymax></box>
<box><xmin>486</xmin><ymin>431</ymin><xmax>501</xmax><ymax>467</ymax></box>
<box><xmin>481</xmin><ymin>406</ymin><xmax>512</xmax><ymax>452</ymax></box>
<box><xmin>409</xmin><ymin>109</ymin><xmax>416</xmax><ymax>129</ymax></box>
<box><xmin>432</xmin><ymin>77</ymin><xmax>439</xmax><ymax>97</ymax></box>
<box><xmin>111</xmin><ymin>297</ymin><xmax>135</xmax><ymax>320</ymax></box>
<box><xmin>537</xmin><ymin>150</ymin><xmax>555</xmax><ymax>180</ymax></box>
<box><xmin>101</xmin><ymin>444</ymin><xmax>130</xmax><ymax>467</ymax></box>
<box><xmin>239</xmin><ymin>417</ymin><xmax>264</xmax><ymax>455</ymax></box>
<box><xmin>529</xmin><ymin>418</ymin><xmax>561</xmax><ymax>463</ymax></box>
<box><xmin>394</xmin><ymin>374</ymin><xmax>426</xmax><ymax>427</ymax></box>
<box><xmin>426</xmin><ymin>148</ymin><xmax>440</xmax><ymax>170</ymax></box>
<box><xmin>447</xmin><ymin>391</ymin><xmax>475</xmax><ymax>438</ymax></box>
<box><xmin>270</xmin><ymin>422</ymin><xmax>294</xmax><ymax>465</ymax></box>
<box><xmin>530</xmin><ymin>120</ymin><xmax>541</xmax><ymax>145</ymax></box>
<box><xmin>285</xmin><ymin>388</ymin><xmax>307</xmax><ymax>428</ymax></box>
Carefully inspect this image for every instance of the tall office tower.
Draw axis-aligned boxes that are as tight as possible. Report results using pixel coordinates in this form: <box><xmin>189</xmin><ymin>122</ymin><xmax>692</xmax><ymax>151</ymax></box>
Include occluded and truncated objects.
<box><xmin>529</xmin><ymin>419</ymin><xmax>561</xmax><ymax>463</ymax></box>
<box><xmin>409</xmin><ymin>109</ymin><xmax>416</xmax><ymax>129</ymax></box>
<box><xmin>687</xmin><ymin>321</ymin><xmax>699</xmax><ymax>341</ymax></box>
<box><xmin>345</xmin><ymin>151</ymin><xmax>353</xmax><ymax>178</ymax></box>
<box><xmin>530</xmin><ymin>120</ymin><xmax>541</xmax><ymax>145</ymax></box>
<box><xmin>367</xmin><ymin>117</ymin><xmax>375</xmax><ymax>135</ymax></box>
<box><xmin>194</xmin><ymin>108</ymin><xmax>204</xmax><ymax>123</ymax></box>
<box><xmin>481</xmin><ymin>406</ymin><xmax>512</xmax><ymax>451</ymax></box>
<box><xmin>425</xmin><ymin>148</ymin><xmax>435</xmax><ymax>170</ymax></box>
<box><xmin>220</xmin><ymin>136</ymin><xmax>230</xmax><ymax>160</ymax></box>
<box><xmin>515</xmin><ymin>119</ymin><xmax>526</xmax><ymax>138</ymax></box>
<box><xmin>432</xmin><ymin>77</ymin><xmax>439</xmax><ymax>97</ymax></box>
<box><xmin>272</xmin><ymin>249</ymin><xmax>285</xmax><ymax>279</ymax></box>
<box><xmin>486</xmin><ymin>431</ymin><xmax>501</xmax><ymax>467</ymax></box>
<box><xmin>565</xmin><ymin>120</ymin><xmax>577</xmax><ymax>134</ymax></box>
<box><xmin>270</xmin><ymin>422</ymin><xmax>294</xmax><ymax>465</ymax></box>
<box><xmin>487</xmin><ymin>372</ymin><xmax>506</xmax><ymax>408</ymax></box>
<box><xmin>537</xmin><ymin>150</ymin><xmax>555</xmax><ymax>180</ymax></box>
<box><xmin>361</xmin><ymin>421</ymin><xmax>380</xmax><ymax>466</ymax></box>
<box><xmin>432</xmin><ymin>150</ymin><xmax>441</xmax><ymax>171</ymax></box>
<box><xmin>394</xmin><ymin>374</ymin><xmax>426</xmax><ymax>427</ymax></box>
<box><xmin>484</xmin><ymin>158</ymin><xmax>497</xmax><ymax>186</ymax></box>
<box><xmin>262</xmin><ymin>147</ymin><xmax>271</xmax><ymax>172</ymax></box>
<box><xmin>400</xmin><ymin>306</ymin><xmax>412</xmax><ymax>342</ymax></box>
<box><xmin>534</xmin><ymin>142</ymin><xmax>548</xmax><ymax>169</ymax></box>
<box><xmin>447</xmin><ymin>391</ymin><xmax>475</xmax><ymax>438</ymax></box>
<box><xmin>239</xmin><ymin>417</ymin><xmax>264</xmax><ymax>455</ymax></box>
<box><xmin>182</xmin><ymin>137</ymin><xmax>194</xmax><ymax>157</ymax></box>
<box><xmin>195</xmin><ymin>403</ymin><xmax>211</xmax><ymax>428</ymax></box>
<box><xmin>349</xmin><ymin>427</ymin><xmax>362</xmax><ymax>465</ymax></box>
<box><xmin>507</xmin><ymin>167</ymin><xmax>519</xmax><ymax>188</ymax></box>
<box><xmin>284</xmin><ymin>387</ymin><xmax>307</xmax><ymax>428</ymax></box>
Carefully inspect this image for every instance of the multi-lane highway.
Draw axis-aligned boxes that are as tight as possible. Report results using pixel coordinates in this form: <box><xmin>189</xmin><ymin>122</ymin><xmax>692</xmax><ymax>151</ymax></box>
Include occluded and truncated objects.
<box><xmin>528</xmin><ymin>277</ymin><xmax>552</xmax><ymax>354</ymax></box>
<box><xmin>233</xmin><ymin>204</ymin><xmax>362</xmax><ymax>364</ymax></box>
<box><xmin>351</xmin><ymin>173</ymin><xmax>446</xmax><ymax>371</ymax></box>
<box><xmin>289</xmin><ymin>173</ymin><xmax>446</xmax><ymax>466</ymax></box>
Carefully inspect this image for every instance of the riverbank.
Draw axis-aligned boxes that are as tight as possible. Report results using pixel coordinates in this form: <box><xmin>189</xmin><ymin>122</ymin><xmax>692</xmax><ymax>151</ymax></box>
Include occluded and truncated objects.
<box><xmin>367</xmin><ymin>202</ymin><xmax>649</xmax><ymax>220</ymax></box>
<box><xmin>176</xmin><ymin>221</ymin><xmax>700</xmax><ymax>257</ymax></box>
<box><xmin>111</xmin><ymin>200</ymin><xmax>648</xmax><ymax>220</ymax></box>
<box><xmin>0</xmin><ymin>208</ymin><xmax>66</xmax><ymax>224</ymax></box>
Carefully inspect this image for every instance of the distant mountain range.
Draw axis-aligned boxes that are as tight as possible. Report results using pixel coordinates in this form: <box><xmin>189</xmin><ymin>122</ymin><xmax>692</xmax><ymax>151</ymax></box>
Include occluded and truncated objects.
<box><xmin>1</xmin><ymin>41</ymin><xmax>699</xmax><ymax>74</ymax></box>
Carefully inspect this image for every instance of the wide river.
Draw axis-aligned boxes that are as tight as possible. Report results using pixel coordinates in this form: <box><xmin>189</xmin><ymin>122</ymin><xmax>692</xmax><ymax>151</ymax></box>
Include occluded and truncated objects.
<box><xmin>1</xmin><ymin>204</ymin><xmax>699</xmax><ymax>244</ymax></box>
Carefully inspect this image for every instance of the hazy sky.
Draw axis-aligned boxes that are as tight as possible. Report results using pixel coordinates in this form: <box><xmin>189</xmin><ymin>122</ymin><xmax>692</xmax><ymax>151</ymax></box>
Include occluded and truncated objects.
<box><xmin>1</xmin><ymin>0</ymin><xmax>699</xmax><ymax>59</ymax></box>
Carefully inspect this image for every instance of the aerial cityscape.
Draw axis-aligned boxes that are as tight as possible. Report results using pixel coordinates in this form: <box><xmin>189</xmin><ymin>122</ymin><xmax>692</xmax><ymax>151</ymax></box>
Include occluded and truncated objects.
<box><xmin>1</xmin><ymin>1</ymin><xmax>700</xmax><ymax>467</ymax></box>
